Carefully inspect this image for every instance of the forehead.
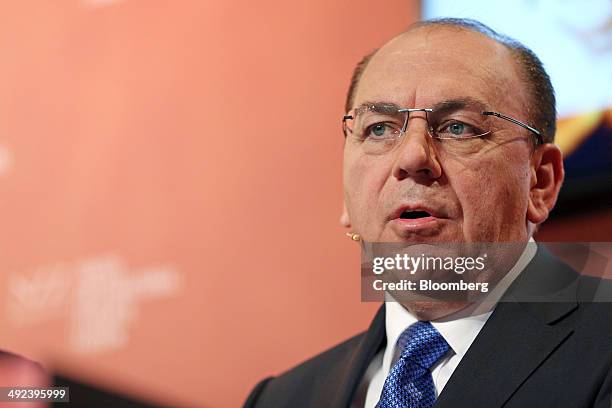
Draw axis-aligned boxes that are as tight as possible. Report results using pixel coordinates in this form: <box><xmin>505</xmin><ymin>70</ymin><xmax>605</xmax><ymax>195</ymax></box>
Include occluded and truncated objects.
<box><xmin>354</xmin><ymin>26</ymin><xmax>526</xmax><ymax>112</ymax></box>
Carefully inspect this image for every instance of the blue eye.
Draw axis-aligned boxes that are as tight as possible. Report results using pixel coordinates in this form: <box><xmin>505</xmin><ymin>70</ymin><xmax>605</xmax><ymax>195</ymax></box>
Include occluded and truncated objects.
<box><xmin>371</xmin><ymin>124</ymin><xmax>387</xmax><ymax>137</ymax></box>
<box><xmin>449</xmin><ymin>123</ymin><xmax>465</xmax><ymax>135</ymax></box>
<box><xmin>436</xmin><ymin>120</ymin><xmax>481</xmax><ymax>139</ymax></box>
<box><xmin>364</xmin><ymin>123</ymin><xmax>400</xmax><ymax>140</ymax></box>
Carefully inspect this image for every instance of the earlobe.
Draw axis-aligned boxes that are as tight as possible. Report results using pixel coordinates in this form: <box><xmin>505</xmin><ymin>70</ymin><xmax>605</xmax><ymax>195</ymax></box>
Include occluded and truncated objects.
<box><xmin>527</xmin><ymin>144</ymin><xmax>564</xmax><ymax>225</ymax></box>
<box><xmin>340</xmin><ymin>202</ymin><xmax>351</xmax><ymax>228</ymax></box>
<box><xmin>527</xmin><ymin>196</ymin><xmax>548</xmax><ymax>225</ymax></box>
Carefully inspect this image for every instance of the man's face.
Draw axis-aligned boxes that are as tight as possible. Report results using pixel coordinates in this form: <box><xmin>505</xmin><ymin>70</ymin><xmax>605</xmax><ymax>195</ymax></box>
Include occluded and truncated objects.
<box><xmin>343</xmin><ymin>27</ymin><xmax>535</xmax><ymax>243</ymax></box>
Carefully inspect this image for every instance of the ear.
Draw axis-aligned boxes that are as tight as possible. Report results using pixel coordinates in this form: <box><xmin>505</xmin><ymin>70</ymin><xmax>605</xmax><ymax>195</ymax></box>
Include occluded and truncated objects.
<box><xmin>527</xmin><ymin>144</ymin><xmax>564</xmax><ymax>225</ymax></box>
<box><xmin>339</xmin><ymin>201</ymin><xmax>351</xmax><ymax>228</ymax></box>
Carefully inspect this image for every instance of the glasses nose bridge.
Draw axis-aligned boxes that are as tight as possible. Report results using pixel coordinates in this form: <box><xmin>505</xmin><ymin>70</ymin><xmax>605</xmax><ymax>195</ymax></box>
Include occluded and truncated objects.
<box><xmin>398</xmin><ymin>108</ymin><xmax>433</xmax><ymax>134</ymax></box>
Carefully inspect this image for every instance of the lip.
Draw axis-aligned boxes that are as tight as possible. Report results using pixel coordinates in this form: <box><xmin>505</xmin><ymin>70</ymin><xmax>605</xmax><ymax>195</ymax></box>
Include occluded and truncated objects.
<box><xmin>394</xmin><ymin>215</ymin><xmax>439</xmax><ymax>226</ymax></box>
<box><xmin>389</xmin><ymin>204</ymin><xmax>445</xmax><ymax>220</ymax></box>
<box><xmin>388</xmin><ymin>204</ymin><xmax>447</xmax><ymax>234</ymax></box>
<box><xmin>390</xmin><ymin>216</ymin><xmax>443</xmax><ymax>234</ymax></box>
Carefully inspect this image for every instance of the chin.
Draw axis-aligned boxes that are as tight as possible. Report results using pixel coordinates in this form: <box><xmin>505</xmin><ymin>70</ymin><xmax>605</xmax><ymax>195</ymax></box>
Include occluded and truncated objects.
<box><xmin>401</xmin><ymin>300</ymin><xmax>472</xmax><ymax>321</ymax></box>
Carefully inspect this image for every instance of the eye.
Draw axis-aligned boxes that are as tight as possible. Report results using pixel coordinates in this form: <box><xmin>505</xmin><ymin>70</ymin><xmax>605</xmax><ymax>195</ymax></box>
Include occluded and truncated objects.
<box><xmin>448</xmin><ymin>122</ymin><xmax>465</xmax><ymax>135</ymax></box>
<box><xmin>364</xmin><ymin>123</ymin><xmax>400</xmax><ymax>140</ymax></box>
<box><xmin>436</xmin><ymin>120</ymin><xmax>482</xmax><ymax>139</ymax></box>
<box><xmin>371</xmin><ymin>124</ymin><xmax>387</xmax><ymax>137</ymax></box>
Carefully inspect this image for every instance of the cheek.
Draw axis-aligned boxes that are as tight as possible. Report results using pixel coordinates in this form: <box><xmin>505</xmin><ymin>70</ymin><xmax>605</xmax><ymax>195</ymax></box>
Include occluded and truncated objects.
<box><xmin>453</xmin><ymin>156</ymin><xmax>531</xmax><ymax>234</ymax></box>
<box><xmin>343</xmin><ymin>152</ymin><xmax>392</xmax><ymax>224</ymax></box>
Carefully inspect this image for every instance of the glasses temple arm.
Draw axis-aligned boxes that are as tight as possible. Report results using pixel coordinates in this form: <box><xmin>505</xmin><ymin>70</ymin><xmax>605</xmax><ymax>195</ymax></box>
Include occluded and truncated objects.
<box><xmin>482</xmin><ymin>111</ymin><xmax>544</xmax><ymax>145</ymax></box>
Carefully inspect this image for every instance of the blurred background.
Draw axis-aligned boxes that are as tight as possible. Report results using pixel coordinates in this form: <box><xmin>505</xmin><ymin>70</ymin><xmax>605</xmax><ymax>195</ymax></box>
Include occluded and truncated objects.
<box><xmin>0</xmin><ymin>1</ymin><xmax>609</xmax><ymax>407</ymax></box>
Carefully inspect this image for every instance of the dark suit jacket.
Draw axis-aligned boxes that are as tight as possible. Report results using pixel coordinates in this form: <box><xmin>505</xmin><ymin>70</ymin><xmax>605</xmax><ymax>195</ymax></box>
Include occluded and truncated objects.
<box><xmin>245</xmin><ymin>246</ymin><xmax>612</xmax><ymax>407</ymax></box>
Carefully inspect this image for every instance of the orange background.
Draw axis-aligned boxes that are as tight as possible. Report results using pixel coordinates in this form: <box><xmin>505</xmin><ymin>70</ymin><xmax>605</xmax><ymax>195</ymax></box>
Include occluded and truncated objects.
<box><xmin>0</xmin><ymin>1</ymin><xmax>609</xmax><ymax>407</ymax></box>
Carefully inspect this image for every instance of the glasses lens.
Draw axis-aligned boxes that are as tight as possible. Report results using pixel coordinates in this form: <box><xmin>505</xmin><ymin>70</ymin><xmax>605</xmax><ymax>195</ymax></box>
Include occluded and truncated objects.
<box><xmin>346</xmin><ymin>105</ymin><xmax>408</xmax><ymax>154</ymax></box>
<box><xmin>426</xmin><ymin>106</ymin><xmax>491</xmax><ymax>140</ymax></box>
<box><xmin>344</xmin><ymin>103</ymin><xmax>497</xmax><ymax>156</ymax></box>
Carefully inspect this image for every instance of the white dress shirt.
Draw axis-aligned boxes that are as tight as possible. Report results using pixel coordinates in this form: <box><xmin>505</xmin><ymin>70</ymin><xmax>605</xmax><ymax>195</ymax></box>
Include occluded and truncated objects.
<box><xmin>352</xmin><ymin>238</ymin><xmax>537</xmax><ymax>408</ymax></box>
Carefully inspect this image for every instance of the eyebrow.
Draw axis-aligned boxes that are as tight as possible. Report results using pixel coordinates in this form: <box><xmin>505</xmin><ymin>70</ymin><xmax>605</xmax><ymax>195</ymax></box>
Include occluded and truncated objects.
<box><xmin>430</xmin><ymin>97</ymin><xmax>490</xmax><ymax>114</ymax></box>
<box><xmin>354</xmin><ymin>101</ymin><xmax>402</xmax><ymax>115</ymax></box>
<box><xmin>354</xmin><ymin>97</ymin><xmax>490</xmax><ymax>114</ymax></box>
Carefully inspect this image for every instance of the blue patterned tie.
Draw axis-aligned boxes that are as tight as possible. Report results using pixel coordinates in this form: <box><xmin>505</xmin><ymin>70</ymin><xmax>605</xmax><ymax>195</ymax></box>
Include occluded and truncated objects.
<box><xmin>376</xmin><ymin>321</ymin><xmax>450</xmax><ymax>408</ymax></box>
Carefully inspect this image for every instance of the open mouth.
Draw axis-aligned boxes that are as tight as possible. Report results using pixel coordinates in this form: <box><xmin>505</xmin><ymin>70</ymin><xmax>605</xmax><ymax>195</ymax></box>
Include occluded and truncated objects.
<box><xmin>400</xmin><ymin>210</ymin><xmax>433</xmax><ymax>219</ymax></box>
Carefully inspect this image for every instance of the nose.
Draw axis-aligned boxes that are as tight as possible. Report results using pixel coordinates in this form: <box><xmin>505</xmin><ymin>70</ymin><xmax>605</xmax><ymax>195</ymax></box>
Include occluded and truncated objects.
<box><xmin>391</xmin><ymin>114</ymin><xmax>442</xmax><ymax>182</ymax></box>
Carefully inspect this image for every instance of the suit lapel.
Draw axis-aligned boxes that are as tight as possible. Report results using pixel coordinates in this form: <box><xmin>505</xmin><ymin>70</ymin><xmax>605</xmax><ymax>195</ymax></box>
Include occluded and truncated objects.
<box><xmin>328</xmin><ymin>305</ymin><xmax>386</xmax><ymax>408</ymax></box>
<box><xmin>434</xmin><ymin>246</ymin><xmax>579</xmax><ymax>408</ymax></box>
<box><xmin>434</xmin><ymin>301</ymin><xmax>574</xmax><ymax>407</ymax></box>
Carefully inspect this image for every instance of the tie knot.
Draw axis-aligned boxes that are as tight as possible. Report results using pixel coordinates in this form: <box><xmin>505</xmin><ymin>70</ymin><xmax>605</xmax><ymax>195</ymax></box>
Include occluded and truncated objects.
<box><xmin>396</xmin><ymin>321</ymin><xmax>450</xmax><ymax>369</ymax></box>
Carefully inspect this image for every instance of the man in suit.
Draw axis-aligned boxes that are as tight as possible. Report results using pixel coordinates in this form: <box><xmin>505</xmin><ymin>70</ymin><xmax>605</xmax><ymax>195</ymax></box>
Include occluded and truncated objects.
<box><xmin>245</xmin><ymin>18</ymin><xmax>612</xmax><ymax>407</ymax></box>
